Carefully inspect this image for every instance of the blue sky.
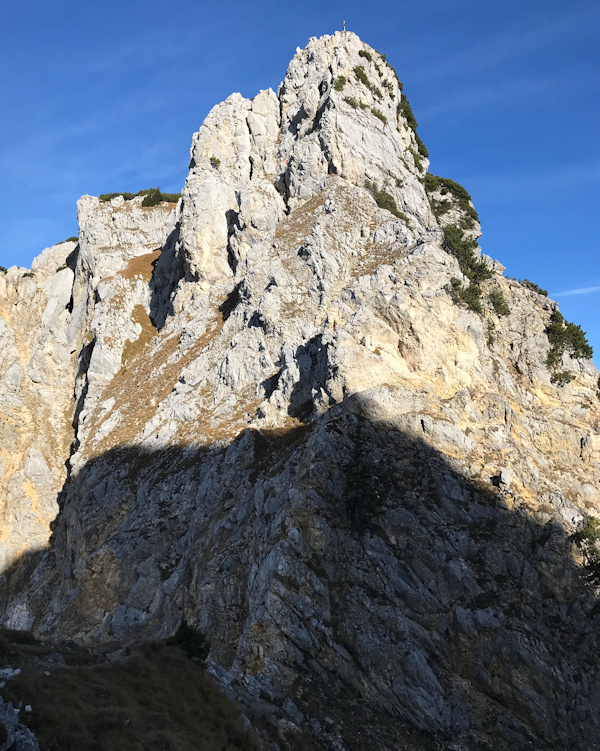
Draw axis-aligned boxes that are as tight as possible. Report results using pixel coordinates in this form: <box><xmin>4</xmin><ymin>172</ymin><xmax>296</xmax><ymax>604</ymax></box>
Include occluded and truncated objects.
<box><xmin>1</xmin><ymin>0</ymin><xmax>598</xmax><ymax>362</ymax></box>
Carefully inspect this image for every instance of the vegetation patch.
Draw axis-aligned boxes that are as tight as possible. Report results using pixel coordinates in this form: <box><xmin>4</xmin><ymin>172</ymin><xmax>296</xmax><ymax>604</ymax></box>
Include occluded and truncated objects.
<box><xmin>353</xmin><ymin>66</ymin><xmax>382</xmax><ymax>99</ymax></box>
<box><xmin>382</xmin><ymin>79</ymin><xmax>395</xmax><ymax>99</ymax></box>
<box><xmin>210</xmin><ymin>156</ymin><xmax>221</xmax><ymax>168</ymax></box>
<box><xmin>397</xmin><ymin>94</ymin><xmax>417</xmax><ymax>131</ymax></box>
<box><xmin>0</xmin><ymin>266</ymin><xmax>7</xmax><ymax>274</ymax></box>
<box><xmin>520</xmin><ymin>278</ymin><xmax>548</xmax><ymax>297</ymax></box>
<box><xmin>344</xmin><ymin>96</ymin><xmax>367</xmax><ymax>110</ymax></box>
<box><xmin>354</xmin><ymin>64</ymin><xmax>370</xmax><ymax>88</ymax></box>
<box><xmin>572</xmin><ymin>517</ymin><xmax>600</xmax><ymax>586</ymax></box>
<box><xmin>364</xmin><ymin>180</ymin><xmax>405</xmax><ymax>221</ymax></box>
<box><xmin>334</xmin><ymin>75</ymin><xmax>346</xmax><ymax>91</ymax></box>
<box><xmin>99</xmin><ymin>188</ymin><xmax>181</xmax><ymax>206</ymax></box>
<box><xmin>550</xmin><ymin>370</ymin><xmax>576</xmax><ymax>386</ymax></box>
<box><xmin>445</xmin><ymin>277</ymin><xmax>483</xmax><ymax>314</ymax></box>
<box><xmin>409</xmin><ymin>148</ymin><xmax>424</xmax><ymax>174</ymax></box>
<box><xmin>424</xmin><ymin>174</ymin><xmax>479</xmax><ymax>223</ymax></box>
<box><xmin>0</xmin><ymin>630</ymin><xmax>258</xmax><ymax>751</ymax></box>
<box><xmin>121</xmin><ymin>305</ymin><xmax>157</xmax><ymax>367</ymax></box>
<box><xmin>431</xmin><ymin>198</ymin><xmax>452</xmax><ymax>217</ymax></box>
<box><xmin>370</xmin><ymin>107</ymin><xmax>387</xmax><ymax>125</ymax></box>
<box><xmin>488</xmin><ymin>289</ymin><xmax>510</xmax><ymax>316</ymax></box>
<box><xmin>396</xmin><ymin>93</ymin><xmax>429</xmax><ymax>160</ymax></box>
<box><xmin>545</xmin><ymin>309</ymin><xmax>593</xmax><ymax>369</ymax></box>
<box><xmin>414</xmin><ymin>132</ymin><xmax>428</xmax><ymax>158</ymax></box>
<box><xmin>385</xmin><ymin>62</ymin><xmax>402</xmax><ymax>89</ymax></box>
<box><xmin>358</xmin><ymin>50</ymin><xmax>372</xmax><ymax>62</ymax></box>
<box><xmin>167</xmin><ymin>621</ymin><xmax>210</xmax><ymax>667</ymax></box>
<box><xmin>443</xmin><ymin>224</ymin><xmax>492</xmax><ymax>284</ymax></box>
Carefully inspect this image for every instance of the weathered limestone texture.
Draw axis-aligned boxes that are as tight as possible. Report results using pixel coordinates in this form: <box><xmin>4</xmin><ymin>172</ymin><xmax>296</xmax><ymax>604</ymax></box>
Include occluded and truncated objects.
<box><xmin>1</xmin><ymin>32</ymin><xmax>599</xmax><ymax>751</ymax></box>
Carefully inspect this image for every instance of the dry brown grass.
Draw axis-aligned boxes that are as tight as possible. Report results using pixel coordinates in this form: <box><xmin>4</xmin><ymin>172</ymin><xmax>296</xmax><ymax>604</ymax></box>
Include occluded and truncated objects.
<box><xmin>121</xmin><ymin>305</ymin><xmax>157</xmax><ymax>367</ymax></box>
<box><xmin>119</xmin><ymin>249</ymin><xmax>161</xmax><ymax>283</ymax></box>
<box><xmin>87</xmin><ymin>320</ymin><xmax>221</xmax><ymax>460</ymax></box>
<box><xmin>353</xmin><ymin>241</ymin><xmax>411</xmax><ymax>276</ymax></box>
<box><xmin>85</xmin><ymin>282</ymin><xmax>246</xmax><ymax>459</ymax></box>
<box><xmin>0</xmin><ymin>631</ymin><xmax>258</xmax><ymax>751</ymax></box>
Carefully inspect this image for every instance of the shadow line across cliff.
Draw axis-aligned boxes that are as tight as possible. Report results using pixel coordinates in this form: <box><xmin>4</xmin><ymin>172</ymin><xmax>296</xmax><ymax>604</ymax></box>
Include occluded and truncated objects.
<box><xmin>1</xmin><ymin>393</ymin><xmax>599</xmax><ymax>751</ymax></box>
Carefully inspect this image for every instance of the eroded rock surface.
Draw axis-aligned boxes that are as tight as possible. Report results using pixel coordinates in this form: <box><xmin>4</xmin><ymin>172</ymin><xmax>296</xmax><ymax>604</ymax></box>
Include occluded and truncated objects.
<box><xmin>1</xmin><ymin>31</ymin><xmax>599</xmax><ymax>751</ymax></box>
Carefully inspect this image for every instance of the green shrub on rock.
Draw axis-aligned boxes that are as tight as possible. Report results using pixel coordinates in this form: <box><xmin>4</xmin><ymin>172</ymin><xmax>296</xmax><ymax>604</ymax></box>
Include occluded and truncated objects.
<box><xmin>334</xmin><ymin>75</ymin><xmax>347</xmax><ymax>91</ymax></box>
<box><xmin>445</xmin><ymin>277</ymin><xmax>483</xmax><ymax>314</ymax></box>
<box><xmin>550</xmin><ymin>370</ymin><xmax>576</xmax><ymax>386</ymax></box>
<box><xmin>520</xmin><ymin>278</ymin><xmax>548</xmax><ymax>297</ymax></box>
<box><xmin>382</xmin><ymin>79</ymin><xmax>395</xmax><ymax>99</ymax></box>
<box><xmin>167</xmin><ymin>621</ymin><xmax>210</xmax><ymax>667</ymax></box>
<box><xmin>370</xmin><ymin>107</ymin><xmax>387</xmax><ymax>125</ymax></box>
<box><xmin>424</xmin><ymin>174</ymin><xmax>478</xmax><ymax>222</ymax></box>
<box><xmin>546</xmin><ymin>309</ymin><xmax>593</xmax><ymax>368</ymax></box>
<box><xmin>354</xmin><ymin>66</ymin><xmax>382</xmax><ymax>99</ymax></box>
<box><xmin>354</xmin><ymin>65</ymin><xmax>370</xmax><ymax>88</ymax></box>
<box><xmin>443</xmin><ymin>224</ymin><xmax>492</xmax><ymax>284</ymax></box>
<box><xmin>397</xmin><ymin>93</ymin><xmax>417</xmax><ymax>131</ymax></box>
<box><xmin>99</xmin><ymin>188</ymin><xmax>181</xmax><ymax>205</ymax></box>
<box><xmin>488</xmin><ymin>289</ymin><xmax>511</xmax><ymax>316</ymax></box>
<box><xmin>364</xmin><ymin>180</ymin><xmax>404</xmax><ymax>219</ymax></box>
<box><xmin>572</xmin><ymin>518</ymin><xmax>600</xmax><ymax>585</ymax></box>
<box><xmin>414</xmin><ymin>132</ymin><xmax>429</xmax><ymax>158</ymax></box>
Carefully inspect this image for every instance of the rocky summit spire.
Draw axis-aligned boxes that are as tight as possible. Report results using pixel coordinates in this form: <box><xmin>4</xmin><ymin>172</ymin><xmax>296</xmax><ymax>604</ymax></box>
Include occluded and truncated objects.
<box><xmin>177</xmin><ymin>31</ymin><xmax>433</xmax><ymax>288</ymax></box>
<box><xmin>0</xmin><ymin>32</ymin><xmax>599</xmax><ymax>751</ymax></box>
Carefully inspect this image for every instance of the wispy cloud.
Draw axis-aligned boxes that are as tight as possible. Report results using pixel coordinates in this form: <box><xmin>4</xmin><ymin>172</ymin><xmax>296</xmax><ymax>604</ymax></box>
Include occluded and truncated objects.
<box><xmin>554</xmin><ymin>285</ymin><xmax>600</xmax><ymax>297</ymax></box>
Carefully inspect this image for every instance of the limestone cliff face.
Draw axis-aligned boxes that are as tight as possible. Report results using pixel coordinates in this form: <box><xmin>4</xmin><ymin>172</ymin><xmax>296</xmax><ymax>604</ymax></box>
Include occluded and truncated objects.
<box><xmin>1</xmin><ymin>31</ymin><xmax>600</xmax><ymax>751</ymax></box>
<box><xmin>0</xmin><ymin>241</ymin><xmax>77</xmax><ymax>572</ymax></box>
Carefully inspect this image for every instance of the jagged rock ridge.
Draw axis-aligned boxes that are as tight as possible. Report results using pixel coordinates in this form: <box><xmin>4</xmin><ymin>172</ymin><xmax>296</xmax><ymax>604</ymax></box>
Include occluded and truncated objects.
<box><xmin>1</xmin><ymin>31</ymin><xmax>599</xmax><ymax>751</ymax></box>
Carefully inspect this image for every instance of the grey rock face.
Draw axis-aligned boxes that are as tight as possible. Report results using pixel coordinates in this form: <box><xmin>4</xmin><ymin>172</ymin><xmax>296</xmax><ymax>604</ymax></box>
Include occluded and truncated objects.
<box><xmin>1</xmin><ymin>30</ymin><xmax>600</xmax><ymax>751</ymax></box>
<box><xmin>0</xmin><ymin>697</ymin><xmax>39</xmax><ymax>751</ymax></box>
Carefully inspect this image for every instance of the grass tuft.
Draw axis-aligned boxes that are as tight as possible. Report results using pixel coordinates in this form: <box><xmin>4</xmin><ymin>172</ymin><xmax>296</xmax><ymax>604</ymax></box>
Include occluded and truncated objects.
<box><xmin>334</xmin><ymin>75</ymin><xmax>346</xmax><ymax>91</ymax></box>
<box><xmin>370</xmin><ymin>107</ymin><xmax>387</xmax><ymax>125</ymax></box>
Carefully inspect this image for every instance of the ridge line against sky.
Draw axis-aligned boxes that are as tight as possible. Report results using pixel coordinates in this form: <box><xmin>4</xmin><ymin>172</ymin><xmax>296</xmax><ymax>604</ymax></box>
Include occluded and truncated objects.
<box><xmin>0</xmin><ymin>0</ymin><xmax>598</xmax><ymax>361</ymax></box>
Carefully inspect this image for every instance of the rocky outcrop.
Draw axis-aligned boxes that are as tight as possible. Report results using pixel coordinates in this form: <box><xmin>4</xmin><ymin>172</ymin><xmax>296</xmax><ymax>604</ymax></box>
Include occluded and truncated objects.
<box><xmin>0</xmin><ymin>195</ymin><xmax>179</xmax><ymax>572</ymax></box>
<box><xmin>1</xmin><ymin>31</ymin><xmax>599</xmax><ymax>751</ymax></box>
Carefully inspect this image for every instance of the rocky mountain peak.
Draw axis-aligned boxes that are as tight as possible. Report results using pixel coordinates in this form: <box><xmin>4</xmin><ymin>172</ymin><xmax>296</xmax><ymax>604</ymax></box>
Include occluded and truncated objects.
<box><xmin>178</xmin><ymin>31</ymin><xmax>433</xmax><ymax>290</ymax></box>
<box><xmin>0</xmin><ymin>31</ymin><xmax>599</xmax><ymax>751</ymax></box>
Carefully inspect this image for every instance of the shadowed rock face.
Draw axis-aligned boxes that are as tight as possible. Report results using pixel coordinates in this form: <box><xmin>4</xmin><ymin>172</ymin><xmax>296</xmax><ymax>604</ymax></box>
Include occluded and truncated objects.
<box><xmin>3</xmin><ymin>401</ymin><xmax>599</xmax><ymax>751</ymax></box>
<box><xmin>1</xmin><ymin>31</ymin><xmax>599</xmax><ymax>751</ymax></box>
